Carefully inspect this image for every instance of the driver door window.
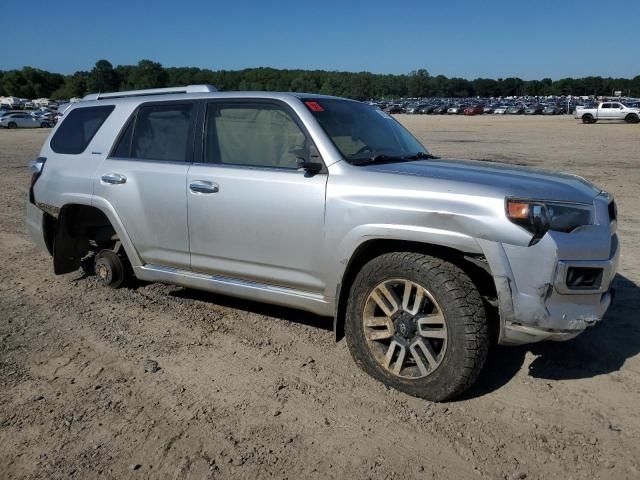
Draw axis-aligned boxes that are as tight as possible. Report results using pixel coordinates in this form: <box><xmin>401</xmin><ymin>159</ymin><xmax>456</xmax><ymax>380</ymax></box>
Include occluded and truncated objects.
<box><xmin>205</xmin><ymin>103</ymin><xmax>306</xmax><ymax>169</ymax></box>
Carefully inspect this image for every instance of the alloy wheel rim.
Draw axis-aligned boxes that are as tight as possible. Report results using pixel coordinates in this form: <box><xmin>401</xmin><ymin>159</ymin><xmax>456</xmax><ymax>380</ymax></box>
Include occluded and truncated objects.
<box><xmin>362</xmin><ymin>278</ymin><xmax>447</xmax><ymax>379</ymax></box>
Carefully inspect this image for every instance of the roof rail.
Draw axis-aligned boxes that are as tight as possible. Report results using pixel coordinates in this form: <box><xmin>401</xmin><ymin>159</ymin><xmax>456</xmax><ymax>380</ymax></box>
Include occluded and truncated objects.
<box><xmin>82</xmin><ymin>84</ymin><xmax>217</xmax><ymax>101</ymax></box>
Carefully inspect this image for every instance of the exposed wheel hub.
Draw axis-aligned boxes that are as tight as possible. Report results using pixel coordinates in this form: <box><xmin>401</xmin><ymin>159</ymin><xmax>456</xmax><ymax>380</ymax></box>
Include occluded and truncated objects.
<box><xmin>98</xmin><ymin>264</ymin><xmax>110</xmax><ymax>280</ymax></box>
<box><xmin>394</xmin><ymin>312</ymin><xmax>417</xmax><ymax>339</ymax></box>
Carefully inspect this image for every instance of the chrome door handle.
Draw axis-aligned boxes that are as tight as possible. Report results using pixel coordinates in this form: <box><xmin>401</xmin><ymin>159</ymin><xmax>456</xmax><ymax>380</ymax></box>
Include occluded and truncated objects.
<box><xmin>189</xmin><ymin>180</ymin><xmax>219</xmax><ymax>194</ymax></box>
<box><xmin>101</xmin><ymin>173</ymin><xmax>127</xmax><ymax>184</ymax></box>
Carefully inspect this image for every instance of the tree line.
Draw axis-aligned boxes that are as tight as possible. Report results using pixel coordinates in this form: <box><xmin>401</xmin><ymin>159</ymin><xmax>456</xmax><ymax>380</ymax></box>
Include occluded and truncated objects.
<box><xmin>1</xmin><ymin>60</ymin><xmax>639</xmax><ymax>101</ymax></box>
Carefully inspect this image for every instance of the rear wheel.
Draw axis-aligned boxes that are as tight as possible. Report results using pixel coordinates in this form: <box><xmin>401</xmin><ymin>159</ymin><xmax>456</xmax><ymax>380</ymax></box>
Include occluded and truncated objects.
<box><xmin>345</xmin><ymin>252</ymin><xmax>489</xmax><ymax>402</ymax></box>
<box><xmin>94</xmin><ymin>249</ymin><xmax>130</xmax><ymax>288</ymax></box>
<box><xmin>40</xmin><ymin>122</ymin><xmax>50</xmax><ymax>128</ymax></box>
<box><xmin>7</xmin><ymin>122</ymin><xmax>17</xmax><ymax>129</ymax></box>
<box><xmin>625</xmin><ymin>113</ymin><xmax>639</xmax><ymax>124</ymax></box>
<box><xmin>582</xmin><ymin>114</ymin><xmax>594</xmax><ymax>124</ymax></box>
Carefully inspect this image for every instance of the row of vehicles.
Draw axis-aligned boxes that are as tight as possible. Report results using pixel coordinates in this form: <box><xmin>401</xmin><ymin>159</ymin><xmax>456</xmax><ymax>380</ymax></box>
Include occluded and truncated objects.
<box><xmin>380</xmin><ymin>97</ymin><xmax>640</xmax><ymax>120</ymax></box>
<box><xmin>383</xmin><ymin>101</ymin><xmax>569</xmax><ymax>116</ymax></box>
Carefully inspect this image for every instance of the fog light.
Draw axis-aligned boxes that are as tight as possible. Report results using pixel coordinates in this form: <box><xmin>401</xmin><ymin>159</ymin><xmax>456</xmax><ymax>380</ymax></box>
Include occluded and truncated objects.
<box><xmin>566</xmin><ymin>267</ymin><xmax>603</xmax><ymax>290</ymax></box>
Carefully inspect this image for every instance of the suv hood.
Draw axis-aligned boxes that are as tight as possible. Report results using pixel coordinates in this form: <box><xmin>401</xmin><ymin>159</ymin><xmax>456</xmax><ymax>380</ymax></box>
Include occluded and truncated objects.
<box><xmin>366</xmin><ymin>158</ymin><xmax>601</xmax><ymax>204</ymax></box>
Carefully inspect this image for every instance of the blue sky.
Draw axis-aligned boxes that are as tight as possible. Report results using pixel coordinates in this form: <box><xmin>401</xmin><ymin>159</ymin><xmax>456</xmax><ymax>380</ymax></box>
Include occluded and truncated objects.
<box><xmin>2</xmin><ymin>0</ymin><xmax>639</xmax><ymax>79</ymax></box>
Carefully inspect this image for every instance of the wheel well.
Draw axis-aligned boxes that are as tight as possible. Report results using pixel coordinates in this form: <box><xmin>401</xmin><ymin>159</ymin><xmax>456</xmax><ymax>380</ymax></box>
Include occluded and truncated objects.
<box><xmin>52</xmin><ymin>204</ymin><xmax>120</xmax><ymax>274</ymax></box>
<box><xmin>334</xmin><ymin>239</ymin><xmax>498</xmax><ymax>341</ymax></box>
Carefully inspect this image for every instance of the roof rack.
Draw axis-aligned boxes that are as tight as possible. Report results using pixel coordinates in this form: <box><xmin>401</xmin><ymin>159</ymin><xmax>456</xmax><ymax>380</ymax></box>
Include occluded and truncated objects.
<box><xmin>82</xmin><ymin>84</ymin><xmax>217</xmax><ymax>101</ymax></box>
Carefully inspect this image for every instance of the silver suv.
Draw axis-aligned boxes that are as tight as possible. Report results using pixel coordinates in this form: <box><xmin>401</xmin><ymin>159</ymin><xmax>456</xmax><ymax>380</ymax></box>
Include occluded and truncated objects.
<box><xmin>26</xmin><ymin>85</ymin><xmax>619</xmax><ymax>401</ymax></box>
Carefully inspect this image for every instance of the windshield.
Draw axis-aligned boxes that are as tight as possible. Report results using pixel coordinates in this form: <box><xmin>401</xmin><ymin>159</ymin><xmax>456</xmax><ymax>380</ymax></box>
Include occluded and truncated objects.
<box><xmin>303</xmin><ymin>99</ymin><xmax>429</xmax><ymax>163</ymax></box>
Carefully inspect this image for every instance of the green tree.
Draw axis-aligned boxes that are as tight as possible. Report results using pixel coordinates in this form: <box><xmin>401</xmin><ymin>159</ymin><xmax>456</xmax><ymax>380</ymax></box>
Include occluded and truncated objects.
<box><xmin>50</xmin><ymin>71</ymin><xmax>89</xmax><ymax>100</ymax></box>
<box><xmin>125</xmin><ymin>60</ymin><xmax>168</xmax><ymax>90</ymax></box>
<box><xmin>87</xmin><ymin>60</ymin><xmax>119</xmax><ymax>93</ymax></box>
<box><xmin>407</xmin><ymin>69</ymin><xmax>430</xmax><ymax>97</ymax></box>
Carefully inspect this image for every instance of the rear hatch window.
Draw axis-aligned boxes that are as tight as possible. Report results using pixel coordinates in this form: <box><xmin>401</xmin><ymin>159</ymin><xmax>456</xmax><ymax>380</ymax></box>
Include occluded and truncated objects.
<box><xmin>50</xmin><ymin>105</ymin><xmax>115</xmax><ymax>154</ymax></box>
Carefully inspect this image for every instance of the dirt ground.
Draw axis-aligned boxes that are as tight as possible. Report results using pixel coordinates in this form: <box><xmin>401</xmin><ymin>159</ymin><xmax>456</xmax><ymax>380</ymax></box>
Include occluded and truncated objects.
<box><xmin>1</xmin><ymin>115</ymin><xmax>639</xmax><ymax>480</ymax></box>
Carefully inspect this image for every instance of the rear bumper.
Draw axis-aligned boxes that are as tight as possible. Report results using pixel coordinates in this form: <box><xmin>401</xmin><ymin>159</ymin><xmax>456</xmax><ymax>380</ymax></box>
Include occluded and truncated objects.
<box><xmin>26</xmin><ymin>198</ymin><xmax>49</xmax><ymax>254</ymax></box>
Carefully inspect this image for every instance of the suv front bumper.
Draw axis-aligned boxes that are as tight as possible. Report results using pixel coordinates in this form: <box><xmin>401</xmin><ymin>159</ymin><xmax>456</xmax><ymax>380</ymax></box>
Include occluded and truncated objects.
<box><xmin>482</xmin><ymin>193</ymin><xmax>619</xmax><ymax>346</ymax></box>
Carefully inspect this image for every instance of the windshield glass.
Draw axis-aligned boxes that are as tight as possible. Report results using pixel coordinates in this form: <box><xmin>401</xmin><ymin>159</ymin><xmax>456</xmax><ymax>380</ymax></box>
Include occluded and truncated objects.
<box><xmin>303</xmin><ymin>99</ymin><xmax>428</xmax><ymax>162</ymax></box>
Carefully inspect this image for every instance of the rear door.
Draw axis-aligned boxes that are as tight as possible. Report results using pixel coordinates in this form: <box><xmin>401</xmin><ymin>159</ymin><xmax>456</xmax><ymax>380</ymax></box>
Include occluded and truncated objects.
<box><xmin>599</xmin><ymin>103</ymin><xmax>614</xmax><ymax>119</ymax></box>
<box><xmin>610</xmin><ymin>102</ymin><xmax>624</xmax><ymax>119</ymax></box>
<box><xmin>14</xmin><ymin>114</ymin><xmax>32</xmax><ymax>127</ymax></box>
<box><xmin>186</xmin><ymin>99</ymin><xmax>328</xmax><ymax>293</ymax></box>
<box><xmin>93</xmin><ymin>101</ymin><xmax>198</xmax><ymax>269</ymax></box>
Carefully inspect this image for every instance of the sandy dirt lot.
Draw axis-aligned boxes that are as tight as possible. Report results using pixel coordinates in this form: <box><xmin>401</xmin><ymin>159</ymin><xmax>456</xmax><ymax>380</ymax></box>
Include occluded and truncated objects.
<box><xmin>1</xmin><ymin>116</ymin><xmax>639</xmax><ymax>480</ymax></box>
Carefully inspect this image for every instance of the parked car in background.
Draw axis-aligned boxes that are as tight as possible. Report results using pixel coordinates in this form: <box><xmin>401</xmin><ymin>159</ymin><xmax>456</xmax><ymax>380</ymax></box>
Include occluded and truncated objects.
<box><xmin>31</xmin><ymin>110</ymin><xmax>53</xmax><ymax>121</ymax></box>
<box><xmin>506</xmin><ymin>106</ymin><xmax>525</xmax><ymax>115</ymax></box>
<box><xmin>433</xmin><ymin>105</ymin><xmax>449</xmax><ymax>114</ymax></box>
<box><xmin>575</xmin><ymin>102</ymin><xmax>640</xmax><ymax>124</ymax></box>
<box><xmin>384</xmin><ymin>105</ymin><xmax>404</xmax><ymax>114</ymax></box>
<box><xmin>464</xmin><ymin>105</ymin><xmax>484</xmax><ymax>116</ymax></box>
<box><xmin>493</xmin><ymin>106</ymin><xmax>508</xmax><ymax>114</ymax></box>
<box><xmin>524</xmin><ymin>105</ymin><xmax>543</xmax><ymax>115</ymax></box>
<box><xmin>0</xmin><ymin>112</ymin><xmax>52</xmax><ymax>128</ymax></box>
<box><xmin>542</xmin><ymin>105</ymin><xmax>561</xmax><ymax>115</ymax></box>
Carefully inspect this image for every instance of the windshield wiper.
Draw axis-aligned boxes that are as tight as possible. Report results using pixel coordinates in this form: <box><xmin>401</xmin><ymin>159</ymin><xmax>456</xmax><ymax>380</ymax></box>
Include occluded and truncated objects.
<box><xmin>403</xmin><ymin>152</ymin><xmax>440</xmax><ymax>160</ymax></box>
<box><xmin>350</xmin><ymin>151</ymin><xmax>439</xmax><ymax>166</ymax></box>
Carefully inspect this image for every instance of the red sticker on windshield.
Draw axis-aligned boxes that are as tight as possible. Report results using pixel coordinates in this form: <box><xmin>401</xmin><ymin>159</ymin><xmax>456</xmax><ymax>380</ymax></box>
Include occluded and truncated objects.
<box><xmin>305</xmin><ymin>101</ymin><xmax>324</xmax><ymax>112</ymax></box>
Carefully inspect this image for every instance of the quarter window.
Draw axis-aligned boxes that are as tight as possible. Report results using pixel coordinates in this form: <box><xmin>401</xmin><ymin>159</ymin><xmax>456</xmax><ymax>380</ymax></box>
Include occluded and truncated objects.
<box><xmin>205</xmin><ymin>103</ymin><xmax>307</xmax><ymax>169</ymax></box>
<box><xmin>50</xmin><ymin>105</ymin><xmax>115</xmax><ymax>154</ymax></box>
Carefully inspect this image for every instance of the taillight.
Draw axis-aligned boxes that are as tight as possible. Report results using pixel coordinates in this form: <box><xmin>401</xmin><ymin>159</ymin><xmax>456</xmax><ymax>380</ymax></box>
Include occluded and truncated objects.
<box><xmin>28</xmin><ymin>157</ymin><xmax>46</xmax><ymax>204</ymax></box>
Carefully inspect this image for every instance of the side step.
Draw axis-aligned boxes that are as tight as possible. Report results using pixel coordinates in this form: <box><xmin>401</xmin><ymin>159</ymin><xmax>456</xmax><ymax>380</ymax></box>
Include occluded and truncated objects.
<box><xmin>133</xmin><ymin>264</ymin><xmax>333</xmax><ymax>316</ymax></box>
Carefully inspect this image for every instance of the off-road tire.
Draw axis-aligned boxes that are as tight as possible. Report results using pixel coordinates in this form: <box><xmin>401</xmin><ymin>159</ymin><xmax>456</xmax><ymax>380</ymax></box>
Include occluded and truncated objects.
<box><xmin>625</xmin><ymin>113</ymin><xmax>639</xmax><ymax>124</ymax></box>
<box><xmin>582</xmin><ymin>114</ymin><xmax>594</xmax><ymax>124</ymax></box>
<box><xmin>345</xmin><ymin>252</ymin><xmax>489</xmax><ymax>401</ymax></box>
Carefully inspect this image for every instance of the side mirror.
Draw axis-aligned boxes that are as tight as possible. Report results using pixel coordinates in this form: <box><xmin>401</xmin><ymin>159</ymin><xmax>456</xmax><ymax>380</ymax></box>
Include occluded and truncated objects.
<box><xmin>296</xmin><ymin>144</ymin><xmax>324</xmax><ymax>174</ymax></box>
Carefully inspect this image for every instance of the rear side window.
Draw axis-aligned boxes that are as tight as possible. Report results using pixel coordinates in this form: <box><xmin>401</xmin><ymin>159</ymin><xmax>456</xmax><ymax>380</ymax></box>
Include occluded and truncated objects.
<box><xmin>112</xmin><ymin>103</ymin><xmax>194</xmax><ymax>162</ymax></box>
<box><xmin>50</xmin><ymin>105</ymin><xmax>115</xmax><ymax>154</ymax></box>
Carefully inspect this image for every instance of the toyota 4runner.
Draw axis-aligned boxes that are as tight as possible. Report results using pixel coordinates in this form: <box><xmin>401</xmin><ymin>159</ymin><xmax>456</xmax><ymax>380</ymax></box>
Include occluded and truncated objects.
<box><xmin>26</xmin><ymin>85</ymin><xmax>620</xmax><ymax>401</ymax></box>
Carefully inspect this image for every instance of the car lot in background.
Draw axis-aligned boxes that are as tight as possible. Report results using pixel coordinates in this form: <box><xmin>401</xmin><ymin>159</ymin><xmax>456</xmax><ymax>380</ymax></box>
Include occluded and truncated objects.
<box><xmin>0</xmin><ymin>112</ymin><xmax>52</xmax><ymax>128</ymax></box>
<box><xmin>369</xmin><ymin>95</ymin><xmax>639</xmax><ymax>121</ymax></box>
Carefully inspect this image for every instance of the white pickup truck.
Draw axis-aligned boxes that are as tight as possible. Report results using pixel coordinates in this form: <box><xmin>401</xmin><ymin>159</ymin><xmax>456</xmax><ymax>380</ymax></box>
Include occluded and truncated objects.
<box><xmin>575</xmin><ymin>101</ymin><xmax>640</xmax><ymax>124</ymax></box>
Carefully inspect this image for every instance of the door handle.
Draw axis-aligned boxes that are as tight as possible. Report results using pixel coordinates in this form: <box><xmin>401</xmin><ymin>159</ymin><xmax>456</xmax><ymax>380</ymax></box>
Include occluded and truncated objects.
<box><xmin>189</xmin><ymin>180</ymin><xmax>219</xmax><ymax>194</ymax></box>
<box><xmin>101</xmin><ymin>173</ymin><xmax>127</xmax><ymax>185</ymax></box>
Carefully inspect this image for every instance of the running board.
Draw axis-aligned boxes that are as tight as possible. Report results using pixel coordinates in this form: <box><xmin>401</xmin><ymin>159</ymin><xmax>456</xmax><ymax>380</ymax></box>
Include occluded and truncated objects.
<box><xmin>133</xmin><ymin>264</ymin><xmax>333</xmax><ymax>316</ymax></box>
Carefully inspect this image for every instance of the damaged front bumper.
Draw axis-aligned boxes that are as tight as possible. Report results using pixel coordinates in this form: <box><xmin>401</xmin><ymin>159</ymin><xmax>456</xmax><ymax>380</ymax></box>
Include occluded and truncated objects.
<box><xmin>482</xmin><ymin>193</ymin><xmax>620</xmax><ymax>346</ymax></box>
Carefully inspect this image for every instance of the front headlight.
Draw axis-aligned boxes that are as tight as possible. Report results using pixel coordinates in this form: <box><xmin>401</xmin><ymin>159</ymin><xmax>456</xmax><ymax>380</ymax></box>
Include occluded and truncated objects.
<box><xmin>506</xmin><ymin>198</ymin><xmax>594</xmax><ymax>243</ymax></box>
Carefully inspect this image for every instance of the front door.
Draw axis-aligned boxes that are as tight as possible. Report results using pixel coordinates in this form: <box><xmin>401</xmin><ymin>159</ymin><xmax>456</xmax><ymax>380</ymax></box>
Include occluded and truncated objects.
<box><xmin>93</xmin><ymin>101</ymin><xmax>197</xmax><ymax>269</ymax></box>
<box><xmin>187</xmin><ymin>100</ymin><xmax>328</xmax><ymax>294</ymax></box>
